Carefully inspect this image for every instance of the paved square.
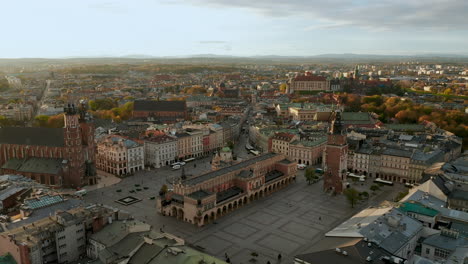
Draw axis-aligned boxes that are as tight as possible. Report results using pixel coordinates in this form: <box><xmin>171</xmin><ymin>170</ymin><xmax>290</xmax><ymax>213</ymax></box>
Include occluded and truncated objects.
<box><xmin>280</xmin><ymin>221</ymin><xmax>320</xmax><ymax>239</ymax></box>
<box><xmin>247</xmin><ymin>211</ymin><xmax>279</xmax><ymax>225</ymax></box>
<box><xmin>223</xmin><ymin>222</ymin><xmax>259</xmax><ymax>239</ymax></box>
<box><xmin>196</xmin><ymin>235</ymin><xmax>233</xmax><ymax>255</ymax></box>
<box><xmin>257</xmin><ymin>234</ymin><xmax>301</xmax><ymax>255</ymax></box>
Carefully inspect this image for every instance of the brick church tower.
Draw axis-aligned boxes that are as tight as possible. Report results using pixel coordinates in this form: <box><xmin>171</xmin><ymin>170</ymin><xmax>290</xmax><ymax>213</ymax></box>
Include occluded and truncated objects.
<box><xmin>63</xmin><ymin>102</ymin><xmax>97</xmax><ymax>188</ymax></box>
<box><xmin>323</xmin><ymin>111</ymin><xmax>348</xmax><ymax>194</ymax></box>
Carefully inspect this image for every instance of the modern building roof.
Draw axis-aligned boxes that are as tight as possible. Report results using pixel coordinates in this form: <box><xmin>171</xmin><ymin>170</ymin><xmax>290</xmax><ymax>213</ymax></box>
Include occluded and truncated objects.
<box><xmin>23</xmin><ymin>194</ymin><xmax>64</xmax><ymax>210</ymax></box>
<box><xmin>183</xmin><ymin>153</ymin><xmax>279</xmax><ymax>186</ymax></box>
<box><xmin>423</xmin><ymin>233</ymin><xmax>468</xmax><ymax>252</ymax></box>
<box><xmin>327</xmin><ymin>206</ymin><xmax>423</xmax><ymax>255</ymax></box>
<box><xmin>295</xmin><ymin>239</ymin><xmax>404</xmax><ymax>264</ymax></box>
<box><xmin>8</xmin><ymin>199</ymin><xmax>83</xmax><ymax>230</ymax></box>
<box><xmin>399</xmin><ymin>201</ymin><xmax>439</xmax><ymax>217</ymax></box>
<box><xmin>134</xmin><ymin>100</ymin><xmax>186</xmax><ymax>112</ymax></box>
<box><xmin>0</xmin><ymin>127</ymin><xmax>65</xmax><ymax>147</ymax></box>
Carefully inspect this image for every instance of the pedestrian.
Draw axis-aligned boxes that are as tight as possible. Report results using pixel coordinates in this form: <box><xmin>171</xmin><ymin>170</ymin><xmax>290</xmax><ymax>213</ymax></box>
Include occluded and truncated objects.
<box><xmin>278</xmin><ymin>254</ymin><xmax>282</xmax><ymax>260</ymax></box>
<box><xmin>319</xmin><ymin>216</ymin><xmax>321</xmax><ymax>221</ymax></box>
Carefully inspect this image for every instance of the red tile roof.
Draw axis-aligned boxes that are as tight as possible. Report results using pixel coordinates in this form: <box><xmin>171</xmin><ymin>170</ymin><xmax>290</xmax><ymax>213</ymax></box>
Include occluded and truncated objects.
<box><xmin>293</xmin><ymin>75</ymin><xmax>327</xmax><ymax>82</ymax></box>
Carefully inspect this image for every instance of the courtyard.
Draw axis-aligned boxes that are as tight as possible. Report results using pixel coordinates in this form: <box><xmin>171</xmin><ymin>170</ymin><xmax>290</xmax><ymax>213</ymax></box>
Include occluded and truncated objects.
<box><xmin>84</xmin><ymin>160</ymin><xmax>405</xmax><ymax>264</ymax></box>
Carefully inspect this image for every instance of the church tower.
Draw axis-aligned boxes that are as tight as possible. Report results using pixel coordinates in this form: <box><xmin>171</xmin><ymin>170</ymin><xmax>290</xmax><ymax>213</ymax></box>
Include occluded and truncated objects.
<box><xmin>63</xmin><ymin>104</ymin><xmax>86</xmax><ymax>188</ymax></box>
<box><xmin>323</xmin><ymin>111</ymin><xmax>348</xmax><ymax>194</ymax></box>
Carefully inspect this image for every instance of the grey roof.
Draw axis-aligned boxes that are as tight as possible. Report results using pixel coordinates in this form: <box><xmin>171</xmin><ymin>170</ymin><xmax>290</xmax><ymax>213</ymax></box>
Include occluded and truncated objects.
<box><xmin>295</xmin><ymin>239</ymin><xmax>403</xmax><ymax>264</ymax></box>
<box><xmin>127</xmin><ymin>243</ymin><xmax>164</xmax><ymax>264</ymax></box>
<box><xmin>2</xmin><ymin>158</ymin><xmax>66</xmax><ymax>175</ymax></box>
<box><xmin>0</xmin><ymin>186</ymin><xmax>26</xmax><ymax>201</ymax></box>
<box><xmin>7</xmin><ymin>199</ymin><xmax>83</xmax><ymax>230</ymax></box>
<box><xmin>0</xmin><ymin>127</ymin><xmax>64</xmax><ymax>147</ymax></box>
<box><xmin>183</xmin><ymin>153</ymin><xmax>279</xmax><ymax>186</ymax></box>
<box><xmin>382</xmin><ymin>148</ymin><xmax>413</xmax><ymax>158</ymax></box>
<box><xmin>187</xmin><ymin>190</ymin><xmax>212</xmax><ymax>200</ymax></box>
<box><xmin>359</xmin><ymin>208</ymin><xmax>423</xmax><ymax>254</ymax></box>
<box><xmin>134</xmin><ymin>100</ymin><xmax>186</xmax><ymax>112</ymax></box>
<box><xmin>411</xmin><ymin>150</ymin><xmax>444</xmax><ymax>164</ymax></box>
<box><xmin>106</xmin><ymin>232</ymin><xmax>146</xmax><ymax>259</ymax></box>
<box><xmin>450</xmin><ymin>190</ymin><xmax>468</xmax><ymax>201</ymax></box>
<box><xmin>423</xmin><ymin>233</ymin><xmax>468</xmax><ymax>251</ymax></box>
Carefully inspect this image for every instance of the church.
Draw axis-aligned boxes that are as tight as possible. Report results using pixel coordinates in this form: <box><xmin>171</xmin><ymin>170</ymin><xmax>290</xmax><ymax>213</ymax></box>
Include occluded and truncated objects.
<box><xmin>0</xmin><ymin>102</ymin><xmax>97</xmax><ymax>188</ymax></box>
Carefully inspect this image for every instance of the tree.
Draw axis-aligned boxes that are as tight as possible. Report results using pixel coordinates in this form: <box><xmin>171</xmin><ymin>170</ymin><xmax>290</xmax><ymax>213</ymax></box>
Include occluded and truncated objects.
<box><xmin>279</xmin><ymin>83</ymin><xmax>288</xmax><ymax>93</ymax></box>
<box><xmin>304</xmin><ymin>168</ymin><xmax>316</xmax><ymax>185</ymax></box>
<box><xmin>159</xmin><ymin>184</ymin><xmax>168</xmax><ymax>196</ymax></box>
<box><xmin>344</xmin><ymin>188</ymin><xmax>360</xmax><ymax>208</ymax></box>
<box><xmin>370</xmin><ymin>185</ymin><xmax>380</xmax><ymax>192</ymax></box>
<box><xmin>47</xmin><ymin>114</ymin><xmax>64</xmax><ymax>128</ymax></box>
<box><xmin>34</xmin><ymin>115</ymin><xmax>50</xmax><ymax>127</ymax></box>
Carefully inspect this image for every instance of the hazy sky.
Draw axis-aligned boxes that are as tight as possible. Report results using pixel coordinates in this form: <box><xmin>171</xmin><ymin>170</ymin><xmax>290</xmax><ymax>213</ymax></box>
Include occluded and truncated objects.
<box><xmin>2</xmin><ymin>0</ymin><xmax>468</xmax><ymax>58</ymax></box>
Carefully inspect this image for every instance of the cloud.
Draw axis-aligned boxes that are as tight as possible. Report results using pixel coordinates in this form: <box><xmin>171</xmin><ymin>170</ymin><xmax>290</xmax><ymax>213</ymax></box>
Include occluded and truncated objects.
<box><xmin>182</xmin><ymin>0</ymin><xmax>468</xmax><ymax>31</ymax></box>
<box><xmin>199</xmin><ymin>41</ymin><xmax>228</xmax><ymax>44</ymax></box>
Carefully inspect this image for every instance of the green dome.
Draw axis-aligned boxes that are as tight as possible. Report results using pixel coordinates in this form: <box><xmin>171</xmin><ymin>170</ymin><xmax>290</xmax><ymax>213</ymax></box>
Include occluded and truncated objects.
<box><xmin>221</xmin><ymin>146</ymin><xmax>231</xmax><ymax>152</ymax></box>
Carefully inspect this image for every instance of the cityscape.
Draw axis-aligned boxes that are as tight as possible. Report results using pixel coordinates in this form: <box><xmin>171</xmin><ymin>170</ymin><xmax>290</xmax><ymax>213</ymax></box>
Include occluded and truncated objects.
<box><xmin>0</xmin><ymin>1</ymin><xmax>468</xmax><ymax>264</ymax></box>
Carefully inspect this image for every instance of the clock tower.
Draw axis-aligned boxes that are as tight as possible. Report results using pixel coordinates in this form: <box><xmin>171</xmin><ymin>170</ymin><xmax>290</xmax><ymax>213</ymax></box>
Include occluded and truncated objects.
<box><xmin>323</xmin><ymin>111</ymin><xmax>348</xmax><ymax>194</ymax></box>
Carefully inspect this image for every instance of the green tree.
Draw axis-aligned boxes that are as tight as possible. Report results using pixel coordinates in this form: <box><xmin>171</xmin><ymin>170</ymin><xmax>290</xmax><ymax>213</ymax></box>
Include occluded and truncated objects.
<box><xmin>159</xmin><ymin>184</ymin><xmax>168</xmax><ymax>196</ymax></box>
<box><xmin>370</xmin><ymin>185</ymin><xmax>380</xmax><ymax>192</ymax></box>
<box><xmin>279</xmin><ymin>83</ymin><xmax>288</xmax><ymax>93</ymax></box>
<box><xmin>33</xmin><ymin>115</ymin><xmax>50</xmax><ymax>127</ymax></box>
<box><xmin>344</xmin><ymin>188</ymin><xmax>360</xmax><ymax>208</ymax></box>
<box><xmin>304</xmin><ymin>168</ymin><xmax>316</xmax><ymax>185</ymax></box>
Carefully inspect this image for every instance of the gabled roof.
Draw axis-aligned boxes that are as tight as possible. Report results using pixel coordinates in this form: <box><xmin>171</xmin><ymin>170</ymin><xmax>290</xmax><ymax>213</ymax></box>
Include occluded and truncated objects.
<box><xmin>0</xmin><ymin>127</ymin><xmax>64</xmax><ymax>147</ymax></box>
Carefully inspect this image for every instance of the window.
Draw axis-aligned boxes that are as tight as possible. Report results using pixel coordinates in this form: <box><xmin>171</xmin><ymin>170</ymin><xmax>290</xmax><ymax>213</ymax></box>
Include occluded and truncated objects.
<box><xmin>434</xmin><ymin>248</ymin><xmax>450</xmax><ymax>259</ymax></box>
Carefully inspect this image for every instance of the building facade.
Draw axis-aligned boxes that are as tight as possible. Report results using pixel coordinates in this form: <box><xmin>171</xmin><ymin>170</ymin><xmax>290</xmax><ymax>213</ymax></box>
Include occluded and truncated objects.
<box><xmin>157</xmin><ymin>153</ymin><xmax>297</xmax><ymax>226</ymax></box>
<box><xmin>289</xmin><ymin>72</ymin><xmax>330</xmax><ymax>92</ymax></box>
<box><xmin>143</xmin><ymin>133</ymin><xmax>177</xmax><ymax>168</ymax></box>
<box><xmin>96</xmin><ymin>135</ymin><xmax>144</xmax><ymax>176</ymax></box>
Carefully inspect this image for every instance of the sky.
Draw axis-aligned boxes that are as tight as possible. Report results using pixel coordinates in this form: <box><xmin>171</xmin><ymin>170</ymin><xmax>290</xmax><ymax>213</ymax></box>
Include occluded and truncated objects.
<box><xmin>1</xmin><ymin>0</ymin><xmax>468</xmax><ymax>58</ymax></box>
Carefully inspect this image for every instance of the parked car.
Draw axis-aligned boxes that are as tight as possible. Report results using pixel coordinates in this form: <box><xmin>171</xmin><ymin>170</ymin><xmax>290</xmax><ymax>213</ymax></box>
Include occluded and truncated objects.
<box><xmin>172</xmin><ymin>164</ymin><xmax>181</xmax><ymax>170</ymax></box>
<box><xmin>297</xmin><ymin>164</ymin><xmax>306</xmax><ymax>170</ymax></box>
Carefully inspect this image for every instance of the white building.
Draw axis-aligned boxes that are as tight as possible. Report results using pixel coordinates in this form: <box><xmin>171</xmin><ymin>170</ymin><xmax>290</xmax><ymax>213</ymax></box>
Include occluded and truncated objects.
<box><xmin>96</xmin><ymin>135</ymin><xmax>144</xmax><ymax>176</ymax></box>
<box><xmin>144</xmin><ymin>133</ymin><xmax>177</xmax><ymax>168</ymax></box>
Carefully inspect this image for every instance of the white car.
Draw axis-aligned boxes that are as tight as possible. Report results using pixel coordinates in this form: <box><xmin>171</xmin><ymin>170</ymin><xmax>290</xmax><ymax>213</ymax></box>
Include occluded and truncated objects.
<box><xmin>172</xmin><ymin>165</ymin><xmax>181</xmax><ymax>170</ymax></box>
<box><xmin>297</xmin><ymin>164</ymin><xmax>306</xmax><ymax>170</ymax></box>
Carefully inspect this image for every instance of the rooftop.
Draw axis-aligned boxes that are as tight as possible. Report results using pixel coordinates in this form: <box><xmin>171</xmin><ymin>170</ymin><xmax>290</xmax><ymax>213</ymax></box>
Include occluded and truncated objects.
<box><xmin>0</xmin><ymin>127</ymin><xmax>65</xmax><ymax>147</ymax></box>
<box><xmin>423</xmin><ymin>233</ymin><xmax>468</xmax><ymax>252</ymax></box>
<box><xmin>2</xmin><ymin>157</ymin><xmax>67</xmax><ymax>175</ymax></box>
<box><xmin>182</xmin><ymin>153</ymin><xmax>279</xmax><ymax>186</ymax></box>
<box><xmin>399</xmin><ymin>201</ymin><xmax>439</xmax><ymax>217</ymax></box>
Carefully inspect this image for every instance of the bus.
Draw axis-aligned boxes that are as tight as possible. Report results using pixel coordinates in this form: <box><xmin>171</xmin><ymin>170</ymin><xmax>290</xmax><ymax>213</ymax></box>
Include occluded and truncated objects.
<box><xmin>74</xmin><ymin>189</ymin><xmax>87</xmax><ymax>197</ymax></box>
<box><xmin>249</xmin><ymin>150</ymin><xmax>260</xmax><ymax>156</ymax></box>
<box><xmin>183</xmin><ymin>157</ymin><xmax>195</xmax><ymax>163</ymax></box>
<box><xmin>348</xmin><ymin>173</ymin><xmax>365</xmax><ymax>181</ymax></box>
<box><xmin>374</xmin><ymin>178</ymin><xmax>393</xmax><ymax>186</ymax></box>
